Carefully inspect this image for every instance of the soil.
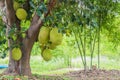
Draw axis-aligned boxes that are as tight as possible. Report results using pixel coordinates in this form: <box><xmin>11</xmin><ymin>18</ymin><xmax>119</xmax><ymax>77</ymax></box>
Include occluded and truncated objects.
<box><xmin>1</xmin><ymin>67</ymin><xmax>120</xmax><ymax>80</ymax></box>
<box><xmin>32</xmin><ymin>66</ymin><xmax>120</xmax><ymax>80</ymax></box>
<box><xmin>64</xmin><ymin>68</ymin><xmax>120</xmax><ymax>80</ymax></box>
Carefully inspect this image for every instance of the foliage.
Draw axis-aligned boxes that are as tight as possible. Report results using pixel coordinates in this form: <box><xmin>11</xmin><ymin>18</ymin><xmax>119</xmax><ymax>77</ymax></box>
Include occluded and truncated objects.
<box><xmin>58</xmin><ymin>0</ymin><xmax>120</xmax><ymax>69</ymax></box>
<box><xmin>101</xmin><ymin>15</ymin><xmax>120</xmax><ymax>47</ymax></box>
<box><xmin>31</xmin><ymin>42</ymin><xmax>41</xmax><ymax>55</ymax></box>
<box><xmin>0</xmin><ymin>20</ymin><xmax>8</xmax><ymax>59</ymax></box>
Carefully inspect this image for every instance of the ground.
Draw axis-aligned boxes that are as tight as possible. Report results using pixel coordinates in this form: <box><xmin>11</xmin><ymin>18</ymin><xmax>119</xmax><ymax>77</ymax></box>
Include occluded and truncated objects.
<box><xmin>64</xmin><ymin>68</ymin><xmax>120</xmax><ymax>80</ymax></box>
<box><xmin>0</xmin><ymin>67</ymin><xmax>120</xmax><ymax>80</ymax></box>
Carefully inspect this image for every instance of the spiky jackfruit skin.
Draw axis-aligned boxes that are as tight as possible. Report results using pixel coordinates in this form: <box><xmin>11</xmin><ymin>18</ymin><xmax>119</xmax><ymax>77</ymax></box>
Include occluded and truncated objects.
<box><xmin>50</xmin><ymin>27</ymin><xmax>63</xmax><ymax>45</ymax></box>
<box><xmin>16</xmin><ymin>8</ymin><xmax>27</xmax><ymax>20</ymax></box>
<box><xmin>38</xmin><ymin>27</ymin><xmax>50</xmax><ymax>45</ymax></box>
<box><xmin>42</xmin><ymin>49</ymin><xmax>52</xmax><ymax>61</ymax></box>
<box><xmin>12</xmin><ymin>48</ymin><xmax>22</xmax><ymax>61</ymax></box>
<box><xmin>13</xmin><ymin>1</ymin><xmax>20</xmax><ymax>11</ymax></box>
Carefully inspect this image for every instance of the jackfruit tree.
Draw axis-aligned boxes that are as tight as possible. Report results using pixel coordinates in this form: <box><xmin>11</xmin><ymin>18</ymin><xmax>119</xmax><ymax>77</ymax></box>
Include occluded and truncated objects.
<box><xmin>0</xmin><ymin>0</ymin><xmax>58</xmax><ymax>76</ymax></box>
<box><xmin>0</xmin><ymin>0</ymin><xmax>120</xmax><ymax>78</ymax></box>
<box><xmin>0</xmin><ymin>0</ymin><xmax>75</xmax><ymax>77</ymax></box>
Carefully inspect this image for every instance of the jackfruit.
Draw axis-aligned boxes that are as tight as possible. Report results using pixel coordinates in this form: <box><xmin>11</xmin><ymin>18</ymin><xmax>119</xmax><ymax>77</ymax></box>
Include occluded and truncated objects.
<box><xmin>13</xmin><ymin>1</ymin><xmax>20</xmax><ymax>11</ymax></box>
<box><xmin>38</xmin><ymin>27</ymin><xmax>50</xmax><ymax>45</ymax></box>
<box><xmin>50</xmin><ymin>27</ymin><xmax>63</xmax><ymax>45</ymax></box>
<box><xmin>16</xmin><ymin>8</ymin><xmax>27</xmax><ymax>20</ymax></box>
<box><xmin>42</xmin><ymin>49</ymin><xmax>52</xmax><ymax>61</ymax></box>
<box><xmin>12</xmin><ymin>48</ymin><xmax>22</xmax><ymax>61</ymax></box>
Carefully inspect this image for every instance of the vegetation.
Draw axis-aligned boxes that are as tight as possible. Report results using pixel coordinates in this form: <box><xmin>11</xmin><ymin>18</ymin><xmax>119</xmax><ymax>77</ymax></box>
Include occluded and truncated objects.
<box><xmin>0</xmin><ymin>0</ymin><xmax>120</xmax><ymax>79</ymax></box>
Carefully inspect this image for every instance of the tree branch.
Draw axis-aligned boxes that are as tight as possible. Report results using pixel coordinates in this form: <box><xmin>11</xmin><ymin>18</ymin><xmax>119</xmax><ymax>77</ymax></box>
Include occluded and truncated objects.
<box><xmin>26</xmin><ymin>0</ymin><xmax>56</xmax><ymax>39</ymax></box>
<box><xmin>45</xmin><ymin>0</ymin><xmax>56</xmax><ymax>17</ymax></box>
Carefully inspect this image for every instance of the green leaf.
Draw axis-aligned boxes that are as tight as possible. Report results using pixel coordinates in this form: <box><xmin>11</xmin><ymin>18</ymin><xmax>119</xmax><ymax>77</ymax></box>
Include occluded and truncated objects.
<box><xmin>36</xmin><ymin>2</ymin><xmax>47</xmax><ymax>17</ymax></box>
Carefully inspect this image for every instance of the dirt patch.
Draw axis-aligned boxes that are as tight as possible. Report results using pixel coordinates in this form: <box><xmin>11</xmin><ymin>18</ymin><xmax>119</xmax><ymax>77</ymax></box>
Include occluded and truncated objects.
<box><xmin>32</xmin><ymin>68</ymin><xmax>120</xmax><ymax>80</ymax></box>
<box><xmin>64</xmin><ymin>67</ymin><xmax>120</xmax><ymax>80</ymax></box>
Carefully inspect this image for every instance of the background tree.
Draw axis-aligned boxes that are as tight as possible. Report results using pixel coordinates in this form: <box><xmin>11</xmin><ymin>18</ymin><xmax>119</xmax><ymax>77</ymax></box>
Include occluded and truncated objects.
<box><xmin>56</xmin><ymin>0</ymin><xmax>120</xmax><ymax>69</ymax></box>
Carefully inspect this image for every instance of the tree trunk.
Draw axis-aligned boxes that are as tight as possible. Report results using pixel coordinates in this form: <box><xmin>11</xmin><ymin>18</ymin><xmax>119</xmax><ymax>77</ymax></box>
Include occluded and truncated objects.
<box><xmin>3</xmin><ymin>21</ymin><xmax>42</xmax><ymax>76</ymax></box>
<box><xmin>3</xmin><ymin>18</ymin><xmax>42</xmax><ymax>77</ymax></box>
<box><xmin>20</xmin><ymin>27</ymin><xmax>41</xmax><ymax>76</ymax></box>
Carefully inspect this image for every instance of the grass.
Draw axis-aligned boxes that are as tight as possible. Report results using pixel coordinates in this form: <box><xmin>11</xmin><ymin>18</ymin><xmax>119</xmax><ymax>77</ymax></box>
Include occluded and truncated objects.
<box><xmin>0</xmin><ymin>55</ymin><xmax>120</xmax><ymax>75</ymax></box>
<box><xmin>30</xmin><ymin>56</ymin><xmax>69</xmax><ymax>74</ymax></box>
<box><xmin>0</xmin><ymin>55</ymin><xmax>120</xmax><ymax>74</ymax></box>
<box><xmin>0</xmin><ymin>55</ymin><xmax>120</xmax><ymax>80</ymax></box>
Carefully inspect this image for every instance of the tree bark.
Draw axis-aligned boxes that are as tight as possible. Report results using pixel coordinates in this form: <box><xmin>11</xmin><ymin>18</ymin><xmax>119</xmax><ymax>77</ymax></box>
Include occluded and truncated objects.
<box><xmin>2</xmin><ymin>0</ymin><xmax>56</xmax><ymax>77</ymax></box>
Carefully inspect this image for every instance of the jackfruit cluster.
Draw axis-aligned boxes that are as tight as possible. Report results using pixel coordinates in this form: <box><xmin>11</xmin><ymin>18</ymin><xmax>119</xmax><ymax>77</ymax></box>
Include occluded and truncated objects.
<box><xmin>38</xmin><ymin>27</ymin><xmax>63</xmax><ymax>61</ymax></box>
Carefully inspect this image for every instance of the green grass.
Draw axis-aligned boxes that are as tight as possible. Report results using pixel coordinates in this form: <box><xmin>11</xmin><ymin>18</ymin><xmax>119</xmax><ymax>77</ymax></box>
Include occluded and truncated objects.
<box><xmin>30</xmin><ymin>55</ymin><xmax>120</xmax><ymax>74</ymax></box>
<box><xmin>0</xmin><ymin>55</ymin><xmax>120</xmax><ymax>75</ymax></box>
<box><xmin>30</xmin><ymin>56</ymin><xmax>70</xmax><ymax>74</ymax></box>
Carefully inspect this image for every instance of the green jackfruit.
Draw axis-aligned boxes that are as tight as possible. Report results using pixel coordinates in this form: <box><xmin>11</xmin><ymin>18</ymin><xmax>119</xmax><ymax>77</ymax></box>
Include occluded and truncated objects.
<box><xmin>38</xmin><ymin>27</ymin><xmax>50</xmax><ymax>45</ymax></box>
<box><xmin>50</xmin><ymin>27</ymin><xmax>63</xmax><ymax>45</ymax></box>
<box><xmin>16</xmin><ymin>8</ymin><xmax>27</xmax><ymax>20</ymax></box>
<box><xmin>42</xmin><ymin>49</ymin><xmax>52</xmax><ymax>61</ymax></box>
<box><xmin>12</xmin><ymin>48</ymin><xmax>22</xmax><ymax>61</ymax></box>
